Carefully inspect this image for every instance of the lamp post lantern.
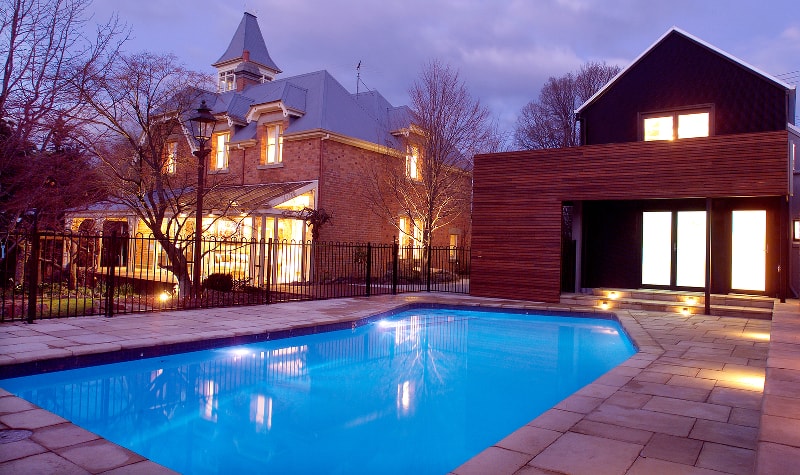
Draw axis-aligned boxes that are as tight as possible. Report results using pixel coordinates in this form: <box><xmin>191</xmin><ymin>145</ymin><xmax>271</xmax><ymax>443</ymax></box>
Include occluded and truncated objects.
<box><xmin>189</xmin><ymin>100</ymin><xmax>216</xmax><ymax>299</ymax></box>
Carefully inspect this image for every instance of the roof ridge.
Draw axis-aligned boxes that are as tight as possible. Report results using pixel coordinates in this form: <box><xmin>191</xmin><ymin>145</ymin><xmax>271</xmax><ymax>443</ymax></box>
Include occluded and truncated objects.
<box><xmin>576</xmin><ymin>27</ymin><xmax>794</xmax><ymax>114</ymax></box>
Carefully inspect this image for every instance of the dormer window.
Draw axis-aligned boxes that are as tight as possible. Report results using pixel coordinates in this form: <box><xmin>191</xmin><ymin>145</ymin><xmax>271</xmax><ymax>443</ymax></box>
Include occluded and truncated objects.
<box><xmin>643</xmin><ymin>108</ymin><xmax>711</xmax><ymax>141</ymax></box>
<box><xmin>219</xmin><ymin>70</ymin><xmax>235</xmax><ymax>92</ymax></box>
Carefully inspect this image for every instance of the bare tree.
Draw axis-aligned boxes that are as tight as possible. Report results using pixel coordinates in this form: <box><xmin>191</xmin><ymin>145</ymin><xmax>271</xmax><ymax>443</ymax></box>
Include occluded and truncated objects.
<box><xmin>76</xmin><ymin>51</ymin><xmax>222</xmax><ymax>298</ymax></box>
<box><xmin>514</xmin><ymin>61</ymin><xmax>620</xmax><ymax>150</ymax></box>
<box><xmin>364</xmin><ymin>60</ymin><xmax>496</xmax><ymax>250</ymax></box>
<box><xmin>0</xmin><ymin>0</ymin><xmax>125</xmax><ymax>232</ymax></box>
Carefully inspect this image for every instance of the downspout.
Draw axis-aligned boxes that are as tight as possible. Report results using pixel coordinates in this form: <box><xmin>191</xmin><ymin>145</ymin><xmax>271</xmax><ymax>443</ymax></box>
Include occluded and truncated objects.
<box><xmin>319</xmin><ymin>133</ymin><xmax>330</xmax><ymax>211</ymax></box>
<box><xmin>705</xmin><ymin>198</ymin><xmax>712</xmax><ymax>316</ymax></box>
<box><xmin>237</xmin><ymin>144</ymin><xmax>246</xmax><ymax>186</ymax></box>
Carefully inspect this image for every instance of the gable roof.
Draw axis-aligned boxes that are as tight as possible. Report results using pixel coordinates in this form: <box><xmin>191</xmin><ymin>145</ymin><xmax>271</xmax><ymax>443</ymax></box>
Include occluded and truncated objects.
<box><xmin>213</xmin><ymin>12</ymin><xmax>281</xmax><ymax>73</ymax></box>
<box><xmin>576</xmin><ymin>27</ymin><xmax>795</xmax><ymax>114</ymax></box>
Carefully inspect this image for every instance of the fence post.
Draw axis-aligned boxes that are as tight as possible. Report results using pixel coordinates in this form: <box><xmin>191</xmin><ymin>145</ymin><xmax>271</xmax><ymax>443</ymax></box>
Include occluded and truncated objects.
<box><xmin>265</xmin><ymin>238</ymin><xmax>273</xmax><ymax>304</ymax></box>
<box><xmin>392</xmin><ymin>238</ymin><xmax>399</xmax><ymax>295</ymax></box>
<box><xmin>26</xmin><ymin>225</ymin><xmax>40</xmax><ymax>324</ymax></box>
<box><xmin>105</xmin><ymin>232</ymin><xmax>116</xmax><ymax>317</ymax></box>
<box><xmin>365</xmin><ymin>242</ymin><xmax>372</xmax><ymax>297</ymax></box>
<box><xmin>426</xmin><ymin>244</ymin><xmax>432</xmax><ymax>292</ymax></box>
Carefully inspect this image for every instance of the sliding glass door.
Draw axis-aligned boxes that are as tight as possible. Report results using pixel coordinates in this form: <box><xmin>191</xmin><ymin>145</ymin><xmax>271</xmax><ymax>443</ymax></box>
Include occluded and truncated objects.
<box><xmin>642</xmin><ymin>211</ymin><xmax>706</xmax><ymax>288</ymax></box>
<box><xmin>731</xmin><ymin>210</ymin><xmax>766</xmax><ymax>292</ymax></box>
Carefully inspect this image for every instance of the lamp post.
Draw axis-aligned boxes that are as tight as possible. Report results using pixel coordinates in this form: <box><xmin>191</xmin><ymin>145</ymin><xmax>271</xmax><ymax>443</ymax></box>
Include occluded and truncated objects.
<box><xmin>189</xmin><ymin>100</ymin><xmax>216</xmax><ymax>299</ymax></box>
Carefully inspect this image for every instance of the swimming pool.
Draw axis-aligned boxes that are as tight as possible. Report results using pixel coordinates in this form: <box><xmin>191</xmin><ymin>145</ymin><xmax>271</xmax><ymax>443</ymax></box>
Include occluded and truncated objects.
<box><xmin>1</xmin><ymin>306</ymin><xmax>636</xmax><ymax>474</ymax></box>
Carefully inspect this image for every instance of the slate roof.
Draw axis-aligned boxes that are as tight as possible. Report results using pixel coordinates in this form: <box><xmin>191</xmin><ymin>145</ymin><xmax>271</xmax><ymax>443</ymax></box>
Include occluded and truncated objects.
<box><xmin>213</xmin><ymin>12</ymin><xmax>281</xmax><ymax>73</ymax></box>
<box><xmin>205</xmin><ymin>70</ymin><xmax>409</xmax><ymax>149</ymax></box>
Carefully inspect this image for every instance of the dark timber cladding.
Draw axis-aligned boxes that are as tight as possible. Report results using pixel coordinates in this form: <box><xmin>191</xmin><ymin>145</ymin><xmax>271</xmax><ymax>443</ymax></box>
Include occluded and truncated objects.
<box><xmin>579</xmin><ymin>31</ymin><xmax>791</xmax><ymax>145</ymax></box>
<box><xmin>470</xmin><ymin>131</ymin><xmax>790</xmax><ymax>303</ymax></box>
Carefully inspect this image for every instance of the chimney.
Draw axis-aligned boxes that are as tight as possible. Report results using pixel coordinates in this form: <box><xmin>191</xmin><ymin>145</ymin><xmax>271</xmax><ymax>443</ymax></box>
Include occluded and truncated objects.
<box><xmin>242</xmin><ymin>50</ymin><xmax>250</xmax><ymax>62</ymax></box>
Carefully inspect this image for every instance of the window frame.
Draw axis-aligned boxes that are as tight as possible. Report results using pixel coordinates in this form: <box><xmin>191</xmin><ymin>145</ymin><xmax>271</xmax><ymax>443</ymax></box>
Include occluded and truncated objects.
<box><xmin>212</xmin><ymin>132</ymin><xmax>229</xmax><ymax>171</ymax></box>
<box><xmin>405</xmin><ymin>145</ymin><xmax>420</xmax><ymax>181</ymax></box>
<box><xmin>640</xmin><ymin>105</ymin><xmax>714</xmax><ymax>142</ymax></box>
<box><xmin>398</xmin><ymin>217</ymin><xmax>423</xmax><ymax>259</ymax></box>
<box><xmin>263</xmin><ymin>124</ymin><xmax>284</xmax><ymax>166</ymax></box>
<box><xmin>164</xmin><ymin>141</ymin><xmax>177</xmax><ymax>175</ymax></box>
<box><xmin>219</xmin><ymin>70</ymin><xmax>235</xmax><ymax>92</ymax></box>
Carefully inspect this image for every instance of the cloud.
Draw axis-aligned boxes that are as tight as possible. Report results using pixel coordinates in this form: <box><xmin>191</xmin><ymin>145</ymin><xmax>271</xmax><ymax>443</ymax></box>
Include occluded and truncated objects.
<box><xmin>87</xmin><ymin>0</ymin><xmax>800</xmax><ymax>141</ymax></box>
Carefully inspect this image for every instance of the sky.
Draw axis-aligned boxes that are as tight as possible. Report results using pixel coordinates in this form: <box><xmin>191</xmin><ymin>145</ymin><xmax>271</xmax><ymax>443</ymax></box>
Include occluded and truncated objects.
<box><xmin>88</xmin><ymin>0</ymin><xmax>800</xmax><ymax>140</ymax></box>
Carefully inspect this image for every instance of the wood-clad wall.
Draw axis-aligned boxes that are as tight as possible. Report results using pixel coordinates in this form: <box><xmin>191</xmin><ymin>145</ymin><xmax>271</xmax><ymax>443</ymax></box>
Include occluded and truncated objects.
<box><xmin>471</xmin><ymin>131</ymin><xmax>790</xmax><ymax>303</ymax></box>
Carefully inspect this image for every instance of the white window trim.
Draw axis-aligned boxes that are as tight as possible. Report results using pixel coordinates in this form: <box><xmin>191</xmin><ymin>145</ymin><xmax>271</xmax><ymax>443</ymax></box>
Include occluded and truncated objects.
<box><xmin>213</xmin><ymin>133</ymin><xmax>229</xmax><ymax>171</ymax></box>
<box><xmin>265</xmin><ymin>124</ymin><xmax>283</xmax><ymax>165</ymax></box>
<box><xmin>406</xmin><ymin>146</ymin><xmax>420</xmax><ymax>181</ymax></box>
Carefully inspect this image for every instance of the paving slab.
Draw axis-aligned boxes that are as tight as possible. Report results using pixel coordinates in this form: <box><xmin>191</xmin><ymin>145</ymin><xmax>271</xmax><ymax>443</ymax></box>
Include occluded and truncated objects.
<box><xmin>0</xmin><ymin>294</ymin><xmax>797</xmax><ymax>474</ymax></box>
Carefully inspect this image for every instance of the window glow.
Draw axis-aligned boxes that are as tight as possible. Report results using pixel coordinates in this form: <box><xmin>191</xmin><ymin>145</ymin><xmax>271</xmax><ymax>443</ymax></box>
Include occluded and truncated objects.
<box><xmin>644</xmin><ymin>111</ymin><xmax>710</xmax><ymax>141</ymax></box>
<box><xmin>165</xmin><ymin>141</ymin><xmax>177</xmax><ymax>174</ymax></box>
<box><xmin>449</xmin><ymin>233</ymin><xmax>458</xmax><ymax>260</ymax></box>
<box><xmin>731</xmin><ymin>210</ymin><xmax>766</xmax><ymax>291</ymax></box>
<box><xmin>677</xmin><ymin>112</ymin><xmax>709</xmax><ymax>138</ymax></box>
<box><xmin>215</xmin><ymin>133</ymin><xmax>228</xmax><ymax>170</ymax></box>
<box><xmin>275</xmin><ymin>193</ymin><xmax>312</xmax><ymax>211</ymax></box>
<box><xmin>398</xmin><ymin>218</ymin><xmax>422</xmax><ymax>259</ymax></box>
<box><xmin>266</xmin><ymin>124</ymin><xmax>283</xmax><ymax>164</ymax></box>
<box><xmin>406</xmin><ymin>146</ymin><xmax>419</xmax><ymax>180</ymax></box>
<box><xmin>642</xmin><ymin>212</ymin><xmax>672</xmax><ymax>285</ymax></box>
<box><xmin>644</xmin><ymin>116</ymin><xmax>673</xmax><ymax>141</ymax></box>
<box><xmin>794</xmin><ymin>219</ymin><xmax>800</xmax><ymax>241</ymax></box>
<box><xmin>219</xmin><ymin>70</ymin><xmax>234</xmax><ymax>91</ymax></box>
<box><xmin>676</xmin><ymin>211</ymin><xmax>706</xmax><ymax>288</ymax></box>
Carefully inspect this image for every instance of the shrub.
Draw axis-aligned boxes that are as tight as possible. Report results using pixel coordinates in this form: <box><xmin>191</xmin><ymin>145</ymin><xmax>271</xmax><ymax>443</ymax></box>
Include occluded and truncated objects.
<box><xmin>203</xmin><ymin>273</ymin><xmax>234</xmax><ymax>292</ymax></box>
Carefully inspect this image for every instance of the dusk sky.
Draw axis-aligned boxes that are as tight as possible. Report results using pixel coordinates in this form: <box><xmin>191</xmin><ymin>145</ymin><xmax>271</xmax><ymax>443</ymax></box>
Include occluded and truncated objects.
<box><xmin>89</xmin><ymin>0</ymin><xmax>800</xmax><ymax>139</ymax></box>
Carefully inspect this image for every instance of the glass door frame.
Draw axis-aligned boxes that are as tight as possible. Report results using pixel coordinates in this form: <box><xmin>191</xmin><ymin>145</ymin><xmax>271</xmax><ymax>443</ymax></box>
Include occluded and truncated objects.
<box><xmin>641</xmin><ymin>209</ymin><xmax>707</xmax><ymax>290</ymax></box>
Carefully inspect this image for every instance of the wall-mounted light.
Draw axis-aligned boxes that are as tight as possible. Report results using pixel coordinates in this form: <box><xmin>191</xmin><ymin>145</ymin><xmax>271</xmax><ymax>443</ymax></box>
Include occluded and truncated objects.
<box><xmin>794</xmin><ymin>219</ymin><xmax>800</xmax><ymax>242</ymax></box>
<box><xmin>600</xmin><ymin>301</ymin><xmax>609</xmax><ymax>310</ymax></box>
<box><xmin>686</xmin><ymin>296</ymin><xmax>697</xmax><ymax>305</ymax></box>
<box><xmin>680</xmin><ymin>307</ymin><xmax>691</xmax><ymax>316</ymax></box>
<box><xmin>608</xmin><ymin>291</ymin><xmax>619</xmax><ymax>300</ymax></box>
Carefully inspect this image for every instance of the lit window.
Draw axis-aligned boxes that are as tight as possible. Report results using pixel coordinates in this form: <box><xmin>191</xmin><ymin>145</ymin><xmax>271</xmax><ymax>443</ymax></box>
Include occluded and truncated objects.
<box><xmin>643</xmin><ymin>110</ymin><xmax>710</xmax><ymax>141</ymax></box>
<box><xmin>449</xmin><ymin>233</ymin><xmax>459</xmax><ymax>260</ymax></box>
<box><xmin>164</xmin><ymin>141</ymin><xmax>177</xmax><ymax>174</ymax></box>
<box><xmin>265</xmin><ymin>124</ymin><xmax>283</xmax><ymax>164</ymax></box>
<box><xmin>794</xmin><ymin>219</ymin><xmax>800</xmax><ymax>242</ymax></box>
<box><xmin>398</xmin><ymin>217</ymin><xmax>423</xmax><ymax>259</ymax></box>
<box><xmin>678</xmin><ymin>112</ymin><xmax>709</xmax><ymax>139</ymax></box>
<box><xmin>406</xmin><ymin>146</ymin><xmax>419</xmax><ymax>180</ymax></box>
<box><xmin>644</xmin><ymin>116</ymin><xmax>673</xmax><ymax>141</ymax></box>
<box><xmin>219</xmin><ymin>71</ymin><xmax>235</xmax><ymax>92</ymax></box>
<box><xmin>214</xmin><ymin>133</ymin><xmax>229</xmax><ymax>170</ymax></box>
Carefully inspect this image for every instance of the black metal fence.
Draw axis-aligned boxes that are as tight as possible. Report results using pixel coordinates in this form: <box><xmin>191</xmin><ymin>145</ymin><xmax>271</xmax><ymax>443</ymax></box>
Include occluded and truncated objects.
<box><xmin>0</xmin><ymin>231</ymin><xmax>470</xmax><ymax>322</ymax></box>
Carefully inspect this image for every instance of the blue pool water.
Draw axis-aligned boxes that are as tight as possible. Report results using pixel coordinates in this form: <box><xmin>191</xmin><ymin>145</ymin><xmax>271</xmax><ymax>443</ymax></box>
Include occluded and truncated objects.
<box><xmin>2</xmin><ymin>307</ymin><xmax>635</xmax><ymax>474</ymax></box>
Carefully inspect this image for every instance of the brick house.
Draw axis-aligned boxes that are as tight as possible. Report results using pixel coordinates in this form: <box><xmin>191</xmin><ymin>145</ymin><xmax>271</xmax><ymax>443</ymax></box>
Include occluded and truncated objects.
<box><xmin>70</xmin><ymin>13</ymin><xmax>470</xmax><ymax>286</ymax></box>
<box><xmin>471</xmin><ymin>27</ymin><xmax>799</xmax><ymax>304</ymax></box>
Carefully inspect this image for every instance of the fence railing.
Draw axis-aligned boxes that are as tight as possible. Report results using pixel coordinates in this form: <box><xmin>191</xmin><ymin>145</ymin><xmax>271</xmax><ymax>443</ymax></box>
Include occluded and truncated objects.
<box><xmin>0</xmin><ymin>231</ymin><xmax>470</xmax><ymax>322</ymax></box>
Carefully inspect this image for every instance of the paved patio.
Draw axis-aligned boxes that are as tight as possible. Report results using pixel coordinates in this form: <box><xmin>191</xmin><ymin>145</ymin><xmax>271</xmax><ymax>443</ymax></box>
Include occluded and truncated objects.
<box><xmin>0</xmin><ymin>293</ymin><xmax>798</xmax><ymax>474</ymax></box>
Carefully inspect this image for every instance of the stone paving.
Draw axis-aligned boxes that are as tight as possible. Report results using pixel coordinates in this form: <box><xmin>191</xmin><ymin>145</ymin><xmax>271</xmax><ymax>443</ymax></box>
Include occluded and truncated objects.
<box><xmin>0</xmin><ymin>293</ymin><xmax>797</xmax><ymax>474</ymax></box>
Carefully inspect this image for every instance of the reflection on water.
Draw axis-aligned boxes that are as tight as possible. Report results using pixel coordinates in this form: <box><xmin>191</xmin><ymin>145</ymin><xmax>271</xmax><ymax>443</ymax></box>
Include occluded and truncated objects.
<box><xmin>2</xmin><ymin>309</ymin><xmax>634</xmax><ymax>475</ymax></box>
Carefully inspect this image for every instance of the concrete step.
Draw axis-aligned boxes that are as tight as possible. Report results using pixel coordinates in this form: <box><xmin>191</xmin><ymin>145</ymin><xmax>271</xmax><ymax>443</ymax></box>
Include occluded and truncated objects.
<box><xmin>583</xmin><ymin>288</ymin><xmax>775</xmax><ymax>309</ymax></box>
<box><xmin>562</xmin><ymin>291</ymin><xmax>773</xmax><ymax>320</ymax></box>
